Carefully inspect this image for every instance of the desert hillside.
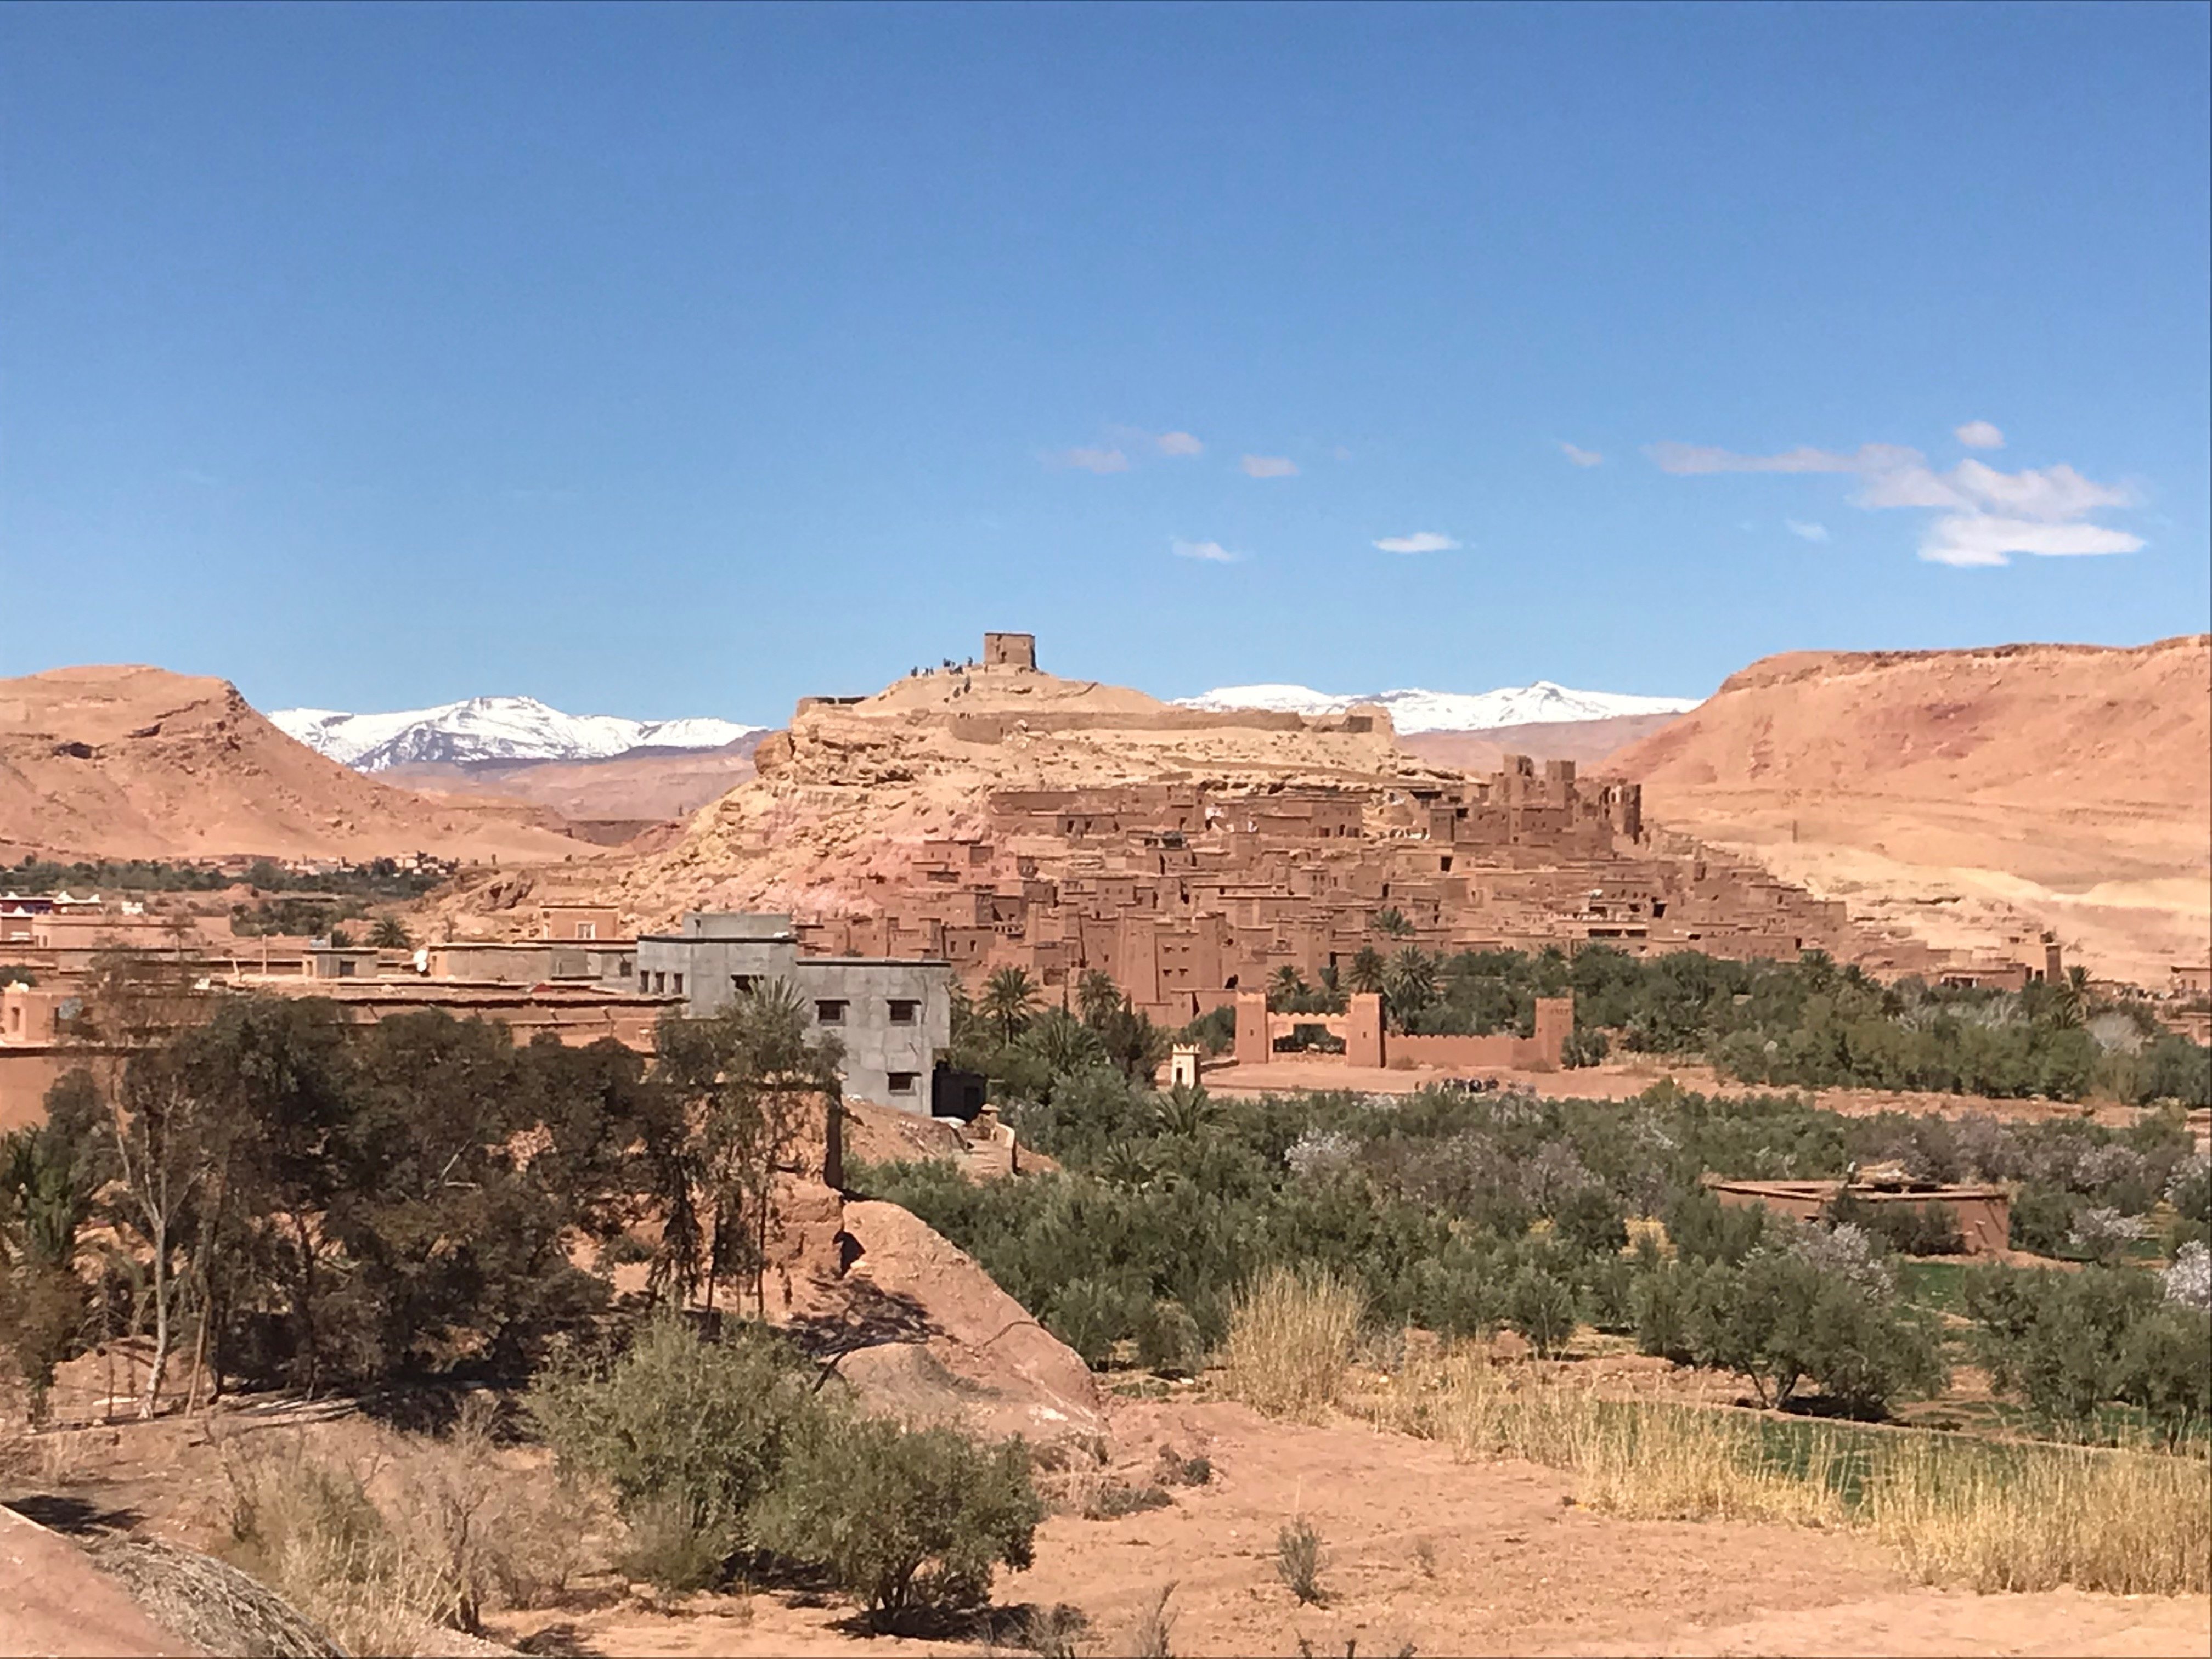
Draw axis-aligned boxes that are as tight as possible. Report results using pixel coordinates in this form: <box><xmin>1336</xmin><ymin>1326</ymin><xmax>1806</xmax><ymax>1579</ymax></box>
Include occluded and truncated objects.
<box><xmin>379</xmin><ymin>732</ymin><xmax>765</xmax><ymax>827</ymax></box>
<box><xmin>1606</xmin><ymin>635</ymin><xmax>2212</xmax><ymax>983</ymax></box>
<box><xmin>616</xmin><ymin>661</ymin><xmax>1439</xmax><ymax>925</ymax></box>
<box><xmin>1399</xmin><ymin>710</ymin><xmax>1684</xmax><ymax>774</ymax></box>
<box><xmin>0</xmin><ymin>665</ymin><xmax>597</xmax><ymax>864</ymax></box>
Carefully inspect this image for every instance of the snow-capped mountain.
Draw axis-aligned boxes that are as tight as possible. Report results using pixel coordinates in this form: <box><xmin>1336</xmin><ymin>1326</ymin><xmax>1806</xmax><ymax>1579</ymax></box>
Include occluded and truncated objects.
<box><xmin>272</xmin><ymin>697</ymin><xmax>763</xmax><ymax>771</ymax></box>
<box><xmin>1174</xmin><ymin>681</ymin><xmax>1701</xmax><ymax>734</ymax></box>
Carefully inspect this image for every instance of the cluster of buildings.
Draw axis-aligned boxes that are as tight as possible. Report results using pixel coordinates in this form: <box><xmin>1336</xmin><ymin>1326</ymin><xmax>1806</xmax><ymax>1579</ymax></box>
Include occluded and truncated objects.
<box><xmin>788</xmin><ymin>762</ymin><xmax>1890</xmax><ymax>1026</ymax></box>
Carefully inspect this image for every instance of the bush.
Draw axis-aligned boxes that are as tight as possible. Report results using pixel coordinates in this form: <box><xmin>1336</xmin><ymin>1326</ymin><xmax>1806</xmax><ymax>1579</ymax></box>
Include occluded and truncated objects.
<box><xmin>1274</xmin><ymin>1517</ymin><xmax>1327</xmax><ymax>1604</ymax></box>
<box><xmin>1966</xmin><ymin>1264</ymin><xmax>2164</xmax><ymax>1434</ymax></box>
<box><xmin>2115</xmin><ymin>1303</ymin><xmax>2212</xmax><ymax>1446</ymax></box>
<box><xmin>1504</xmin><ymin>1266</ymin><xmax>1577</xmax><ymax>1358</ymax></box>
<box><xmin>1553</xmin><ymin>1185</ymin><xmax>1629</xmax><ymax>1258</ymax></box>
<box><xmin>1633</xmin><ymin>1260</ymin><xmax>1701</xmax><ymax>1364</ymax></box>
<box><xmin>1135</xmin><ymin>1299</ymin><xmax>1205</xmax><ymax>1376</ymax></box>
<box><xmin>754</xmin><ymin>1414</ymin><xmax>1042</xmax><ymax>1630</ymax></box>
<box><xmin>524</xmin><ymin>1315</ymin><xmax>817</xmax><ymax>1587</ymax></box>
<box><xmin>1666</xmin><ymin>1189</ymin><xmax>1771</xmax><ymax>1265</ymax></box>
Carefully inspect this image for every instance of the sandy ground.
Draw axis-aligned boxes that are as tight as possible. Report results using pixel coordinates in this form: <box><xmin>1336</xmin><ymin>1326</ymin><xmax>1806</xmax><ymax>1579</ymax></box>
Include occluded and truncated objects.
<box><xmin>7</xmin><ymin>1384</ymin><xmax>2207</xmax><ymax>1658</ymax></box>
<box><xmin>487</xmin><ymin>1394</ymin><xmax>2210</xmax><ymax>1658</ymax></box>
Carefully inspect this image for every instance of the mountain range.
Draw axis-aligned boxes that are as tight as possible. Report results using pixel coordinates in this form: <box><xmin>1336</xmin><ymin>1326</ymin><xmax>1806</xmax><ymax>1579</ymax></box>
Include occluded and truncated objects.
<box><xmin>270</xmin><ymin>697</ymin><xmax>761</xmax><ymax>771</ymax></box>
<box><xmin>1173</xmin><ymin>681</ymin><xmax>1703</xmax><ymax>733</ymax></box>
<box><xmin>273</xmin><ymin>681</ymin><xmax>1699</xmax><ymax>771</ymax></box>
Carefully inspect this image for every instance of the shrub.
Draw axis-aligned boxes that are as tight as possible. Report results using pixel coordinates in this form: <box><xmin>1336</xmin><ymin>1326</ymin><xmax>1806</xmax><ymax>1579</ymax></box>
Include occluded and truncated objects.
<box><xmin>1504</xmin><ymin>1266</ymin><xmax>1577</xmax><ymax>1358</ymax></box>
<box><xmin>524</xmin><ymin>1314</ymin><xmax>817</xmax><ymax>1587</ymax></box>
<box><xmin>1222</xmin><ymin>1266</ymin><xmax>1362</xmax><ymax>1421</ymax></box>
<box><xmin>1084</xmin><ymin>1480</ymin><xmax>1172</xmax><ymax>1520</ymax></box>
<box><xmin>1274</xmin><ymin>1517</ymin><xmax>1326</xmax><ymax>1604</ymax></box>
<box><xmin>2009</xmin><ymin>1186</ymin><xmax>2079</xmax><ymax>1256</ymax></box>
<box><xmin>2164</xmin><ymin>1240</ymin><xmax>2211</xmax><ymax>1310</ymax></box>
<box><xmin>1153</xmin><ymin>1444</ymin><xmax>1211</xmax><ymax>1487</ymax></box>
<box><xmin>1633</xmin><ymin>1260</ymin><xmax>1701</xmax><ymax>1364</ymax></box>
<box><xmin>754</xmin><ymin>1414</ymin><xmax>1042</xmax><ymax>1630</ymax></box>
<box><xmin>1136</xmin><ymin>1299</ymin><xmax>1206</xmax><ymax>1376</ymax></box>
<box><xmin>1553</xmin><ymin>1185</ymin><xmax>1629</xmax><ymax>1258</ymax></box>
<box><xmin>1666</xmin><ymin>1189</ymin><xmax>1771</xmax><ymax>1265</ymax></box>
<box><xmin>2115</xmin><ymin>1303</ymin><xmax>2212</xmax><ymax>1446</ymax></box>
<box><xmin>2069</xmin><ymin>1207</ymin><xmax>2147</xmax><ymax>1265</ymax></box>
<box><xmin>1966</xmin><ymin>1264</ymin><xmax>2164</xmax><ymax>1434</ymax></box>
<box><xmin>1045</xmin><ymin>1277</ymin><xmax>1145</xmax><ymax>1368</ymax></box>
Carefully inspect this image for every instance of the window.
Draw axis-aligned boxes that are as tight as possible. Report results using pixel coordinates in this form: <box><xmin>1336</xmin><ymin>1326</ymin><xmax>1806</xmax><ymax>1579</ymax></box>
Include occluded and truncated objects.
<box><xmin>887</xmin><ymin>998</ymin><xmax>918</xmax><ymax>1025</ymax></box>
<box><xmin>651</xmin><ymin>971</ymin><xmax>665</xmax><ymax>993</ymax></box>
<box><xmin>887</xmin><ymin>1070</ymin><xmax>918</xmax><ymax>1094</ymax></box>
<box><xmin>815</xmin><ymin>999</ymin><xmax>847</xmax><ymax>1024</ymax></box>
<box><xmin>575</xmin><ymin>921</ymin><xmax>596</xmax><ymax>940</ymax></box>
<box><xmin>618</xmin><ymin>957</ymin><xmax>633</xmax><ymax>977</ymax></box>
<box><xmin>671</xmin><ymin>973</ymin><xmax>684</xmax><ymax>995</ymax></box>
<box><xmin>732</xmin><ymin>974</ymin><xmax>759</xmax><ymax>994</ymax></box>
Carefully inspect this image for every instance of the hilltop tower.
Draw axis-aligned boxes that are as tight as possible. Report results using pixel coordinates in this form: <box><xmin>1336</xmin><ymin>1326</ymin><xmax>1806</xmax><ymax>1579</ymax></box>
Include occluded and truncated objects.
<box><xmin>983</xmin><ymin>632</ymin><xmax>1037</xmax><ymax>671</ymax></box>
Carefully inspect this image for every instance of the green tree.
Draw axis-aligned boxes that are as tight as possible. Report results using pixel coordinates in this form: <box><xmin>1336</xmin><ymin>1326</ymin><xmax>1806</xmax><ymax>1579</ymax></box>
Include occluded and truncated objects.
<box><xmin>1381</xmin><ymin>947</ymin><xmax>1437</xmax><ymax>1031</ymax></box>
<box><xmin>1075</xmin><ymin>969</ymin><xmax>1122</xmax><ymax>1030</ymax></box>
<box><xmin>754</xmin><ymin>1414</ymin><xmax>1042</xmax><ymax>1630</ymax></box>
<box><xmin>651</xmin><ymin>981</ymin><xmax>844</xmax><ymax>1316</ymax></box>
<box><xmin>368</xmin><ymin>916</ymin><xmax>414</xmax><ymax>950</ymax></box>
<box><xmin>1345</xmin><ymin>947</ymin><xmax>1386</xmax><ymax>995</ymax></box>
<box><xmin>1267</xmin><ymin>966</ymin><xmax>1309</xmax><ymax>1011</ymax></box>
<box><xmin>527</xmin><ymin>1314</ymin><xmax>820</xmax><ymax>1588</ymax></box>
<box><xmin>1373</xmin><ymin>907</ymin><xmax>1413</xmax><ymax>940</ymax></box>
<box><xmin>979</xmin><ymin>967</ymin><xmax>1042</xmax><ymax>1047</ymax></box>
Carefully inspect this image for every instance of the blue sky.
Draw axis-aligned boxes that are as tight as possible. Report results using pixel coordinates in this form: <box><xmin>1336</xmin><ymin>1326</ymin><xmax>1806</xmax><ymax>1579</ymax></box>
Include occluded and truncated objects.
<box><xmin>4</xmin><ymin>2</ymin><xmax>2206</xmax><ymax>723</ymax></box>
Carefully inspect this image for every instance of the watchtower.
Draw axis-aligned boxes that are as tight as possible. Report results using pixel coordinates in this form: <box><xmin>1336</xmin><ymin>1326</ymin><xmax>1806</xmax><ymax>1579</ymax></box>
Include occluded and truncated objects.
<box><xmin>983</xmin><ymin>631</ymin><xmax>1037</xmax><ymax>671</ymax></box>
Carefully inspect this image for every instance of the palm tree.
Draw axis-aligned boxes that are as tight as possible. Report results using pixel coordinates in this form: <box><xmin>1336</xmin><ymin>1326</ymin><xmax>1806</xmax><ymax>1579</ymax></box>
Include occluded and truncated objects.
<box><xmin>1152</xmin><ymin>1081</ymin><xmax>1215</xmax><ymax>1138</ymax></box>
<box><xmin>1374</xmin><ymin>906</ymin><xmax>1413</xmax><ymax>939</ymax></box>
<box><xmin>1019</xmin><ymin>1007</ymin><xmax>1107</xmax><ymax>1079</ymax></box>
<box><xmin>1346</xmin><ymin>946</ymin><xmax>1386</xmax><ymax>995</ymax></box>
<box><xmin>2054</xmin><ymin>963</ymin><xmax>2091</xmax><ymax>1028</ymax></box>
<box><xmin>369</xmin><ymin>916</ymin><xmax>414</xmax><ymax>950</ymax></box>
<box><xmin>1383</xmin><ymin>946</ymin><xmax>1437</xmax><ymax>1031</ymax></box>
<box><xmin>1267</xmin><ymin>964</ymin><xmax>1308</xmax><ymax>1012</ymax></box>
<box><xmin>980</xmin><ymin>966</ymin><xmax>1042</xmax><ymax>1046</ymax></box>
<box><xmin>1076</xmin><ymin>968</ymin><xmax>1122</xmax><ymax>1029</ymax></box>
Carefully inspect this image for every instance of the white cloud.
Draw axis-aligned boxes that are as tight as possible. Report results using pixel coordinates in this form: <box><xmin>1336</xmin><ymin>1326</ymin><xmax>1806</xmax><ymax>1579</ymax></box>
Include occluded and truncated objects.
<box><xmin>1652</xmin><ymin>434</ymin><xmax>2142</xmax><ymax>571</ymax></box>
<box><xmin>1373</xmin><ymin>532</ymin><xmax>1460</xmax><ymax>555</ymax></box>
<box><xmin>1155</xmin><ymin>431</ymin><xmax>1204</xmax><ymax>458</ymax></box>
<box><xmin>1955</xmin><ymin>420</ymin><xmax>2005</xmax><ymax>450</ymax></box>
<box><xmin>1173</xmin><ymin>538</ymin><xmax>1244</xmax><ymax>563</ymax></box>
<box><xmin>1920</xmin><ymin>515</ymin><xmax>2144</xmax><ymax>568</ymax></box>
<box><xmin>1786</xmin><ymin>520</ymin><xmax>1830</xmax><ymax>543</ymax></box>
<box><xmin>1647</xmin><ymin>441</ymin><xmax>1916</xmax><ymax>476</ymax></box>
<box><xmin>1050</xmin><ymin>445</ymin><xmax>1130</xmax><ymax>474</ymax></box>
<box><xmin>1559</xmin><ymin>442</ymin><xmax>1604</xmax><ymax>467</ymax></box>
<box><xmin>1240</xmin><ymin>454</ymin><xmax>1299</xmax><ymax>478</ymax></box>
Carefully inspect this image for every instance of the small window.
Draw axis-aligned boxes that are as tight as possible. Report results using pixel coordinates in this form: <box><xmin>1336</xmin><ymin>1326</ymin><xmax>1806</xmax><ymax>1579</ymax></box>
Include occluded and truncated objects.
<box><xmin>575</xmin><ymin>921</ymin><xmax>596</xmax><ymax>940</ymax></box>
<box><xmin>671</xmin><ymin>973</ymin><xmax>684</xmax><ymax>995</ymax></box>
<box><xmin>733</xmin><ymin>974</ymin><xmax>759</xmax><ymax>994</ymax></box>
<box><xmin>888</xmin><ymin>998</ymin><xmax>919</xmax><ymax>1025</ymax></box>
<box><xmin>618</xmin><ymin>957</ymin><xmax>633</xmax><ymax>977</ymax></box>
<box><xmin>887</xmin><ymin>1070</ymin><xmax>919</xmax><ymax>1094</ymax></box>
<box><xmin>815</xmin><ymin>999</ymin><xmax>847</xmax><ymax>1024</ymax></box>
<box><xmin>651</xmin><ymin>971</ymin><xmax>665</xmax><ymax>993</ymax></box>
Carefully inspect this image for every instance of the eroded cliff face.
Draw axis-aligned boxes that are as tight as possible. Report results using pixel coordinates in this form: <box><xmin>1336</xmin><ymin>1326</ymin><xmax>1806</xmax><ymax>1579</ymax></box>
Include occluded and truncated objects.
<box><xmin>0</xmin><ymin>664</ymin><xmax>586</xmax><ymax>863</ymax></box>
<box><xmin>1605</xmin><ymin>635</ymin><xmax>2212</xmax><ymax>981</ymax></box>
